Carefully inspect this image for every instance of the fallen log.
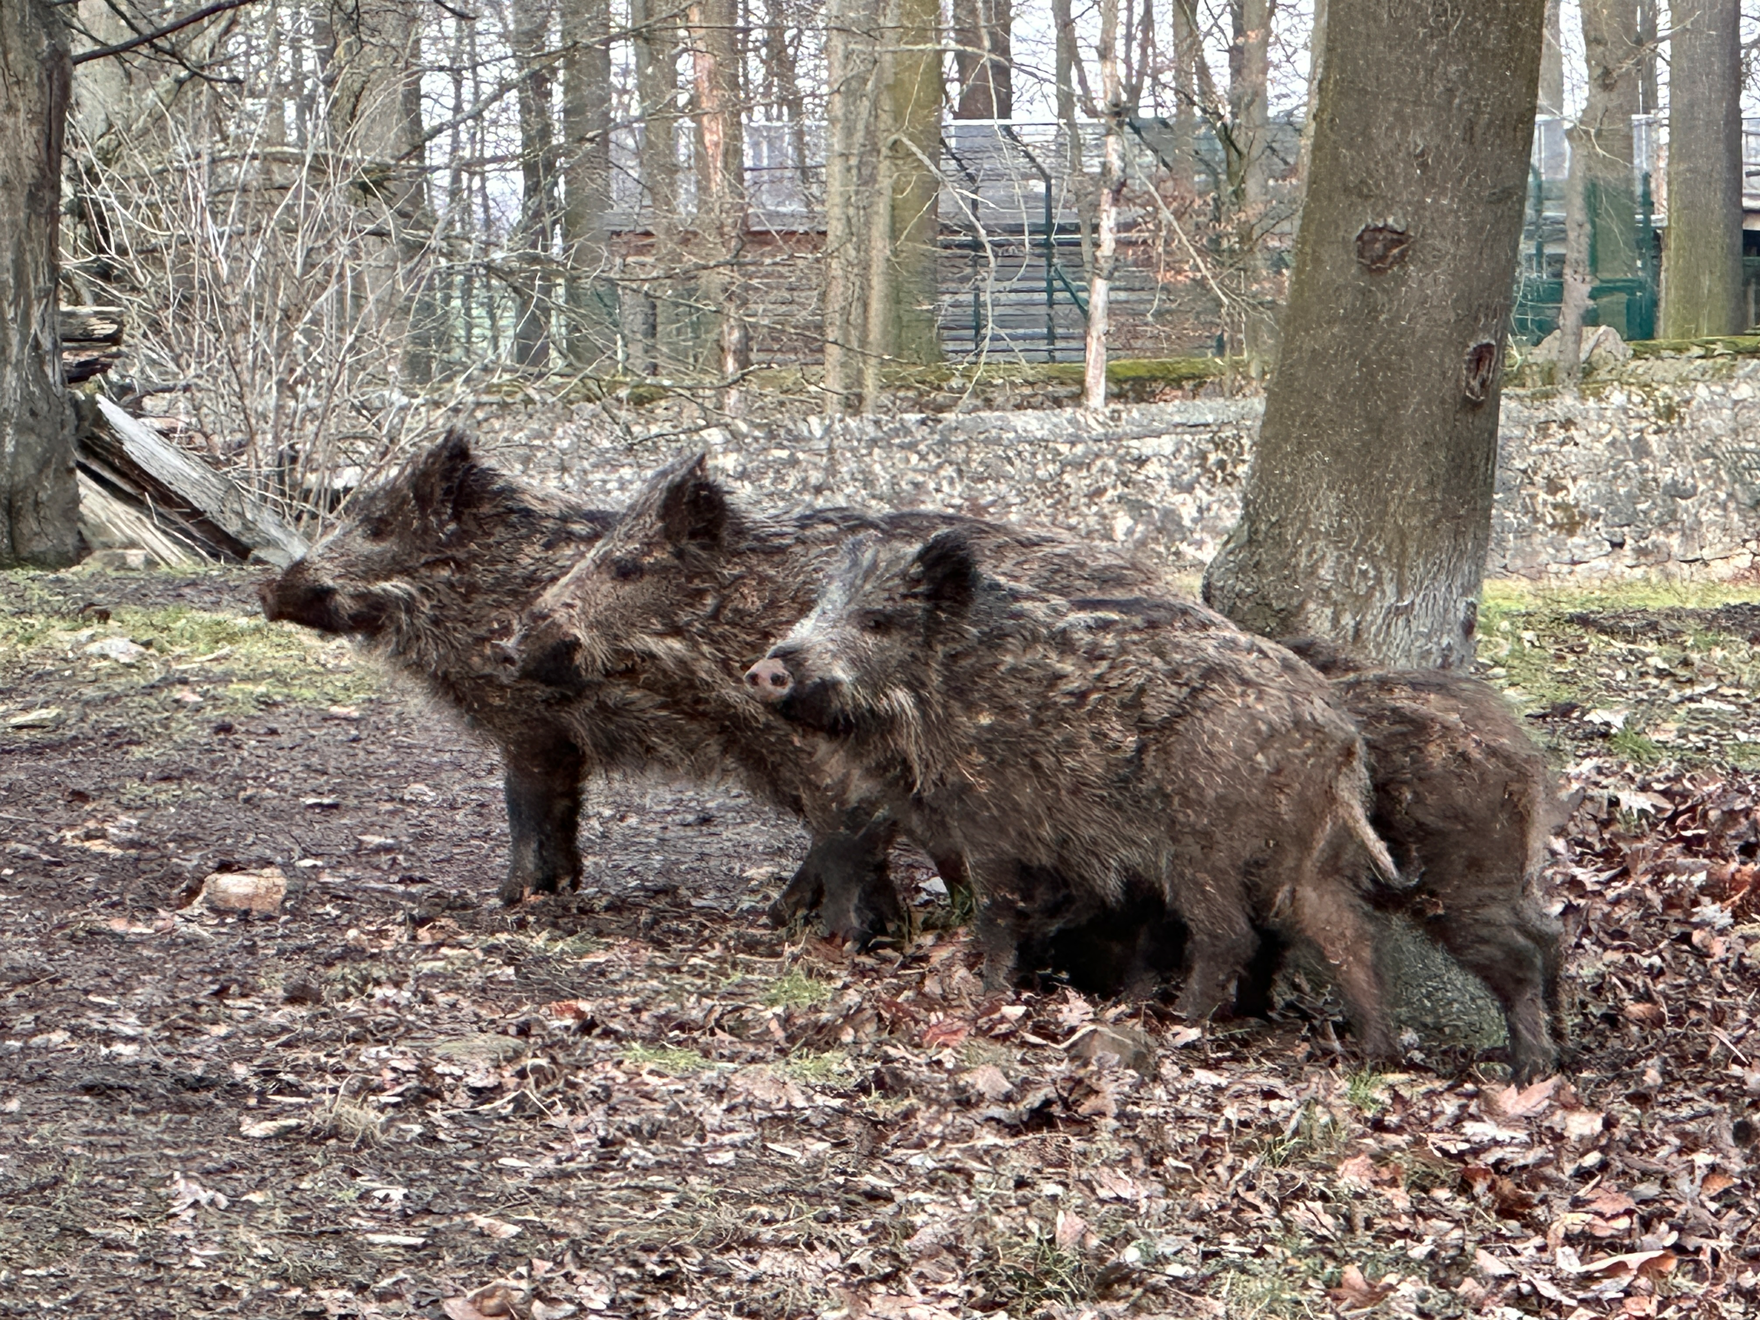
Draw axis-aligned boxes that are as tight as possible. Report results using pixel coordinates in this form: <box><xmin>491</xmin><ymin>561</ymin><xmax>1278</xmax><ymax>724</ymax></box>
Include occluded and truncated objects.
<box><xmin>86</xmin><ymin>397</ymin><xmax>307</xmax><ymax>567</ymax></box>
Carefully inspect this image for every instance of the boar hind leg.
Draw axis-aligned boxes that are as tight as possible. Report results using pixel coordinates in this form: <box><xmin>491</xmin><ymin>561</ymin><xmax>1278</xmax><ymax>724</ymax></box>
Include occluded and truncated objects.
<box><xmin>770</xmin><ymin>807</ymin><xmax>903</xmax><ymax>946</ymax></box>
<box><xmin>500</xmin><ymin>734</ymin><xmax>587</xmax><ymax>904</ymax></box>
<box><xmin>1175</xmin><ymin>897</ymin><xmax>1260</xmax><ymax>1026</ymax></box>
<box><xmin>1289</xmin><ymin>882</ymin><xmax>1397</xmax><ymax>1060</ymax></box>
<box><xmin>1427</xmin><ymin>906</ymin><xmax>1562</xmax><ymax>1082</ymax></box>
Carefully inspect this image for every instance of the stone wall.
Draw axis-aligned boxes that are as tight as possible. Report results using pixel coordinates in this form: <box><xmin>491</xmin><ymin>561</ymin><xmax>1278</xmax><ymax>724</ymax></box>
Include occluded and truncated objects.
<box><xmin>479</xmin><ymin>358</ymin><xmax>1760</xmax><ymax>582</ymax></box>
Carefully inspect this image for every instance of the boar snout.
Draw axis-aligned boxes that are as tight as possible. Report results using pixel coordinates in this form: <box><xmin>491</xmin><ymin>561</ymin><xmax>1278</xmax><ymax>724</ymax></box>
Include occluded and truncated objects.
<box><xmin>260</xmin><ymin>572</ymin><xmax>337</xmax><ymax>628</ymax></box>
<box><xmin>744</xmin><ymin>656</ymin><xmax>794</xmax><ymax>702</ymax></box>
<box><xmin>518</xmin><ymin>633</ymin><xmax>588</xmax><ymax>696</ymax></box>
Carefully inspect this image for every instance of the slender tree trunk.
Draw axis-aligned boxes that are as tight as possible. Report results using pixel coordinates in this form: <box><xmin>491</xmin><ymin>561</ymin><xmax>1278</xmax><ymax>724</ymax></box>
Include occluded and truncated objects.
<box><xmin>1054</xmin><ymin>0</ymin><xmax>1093</xmax><ymax>279</ymax></box>
<box><xmin>1539</xmin><ymin>0</ymin><xmax>1563</xmax><ymax>116</ymax></box>
<box><xmin>1557</xmin><ymin>123</ymin><xmax>1592</xmax><ymax>389</ymax></box>
<box><xmin>823</xmin><ymin>0</ymin><xmax>884</xmax><ymax>411</ymax></box>
<box><xmin>0</xmin><ymin>0</ymin><xmax>79</xmax><ymax>567</ymax></box>
<box><xmin>1229</xmin><ymin>0</ymin><xmax>1275</xmax><ymax>364</ymax></box>
<box><xmin>953</xmin><ymin>0</ymin><xmax>1011</xmax><ymax>119</ymax></box>
<box><xmin>511</xmin><ymin>0</ymin><xmax>559</xmax><ymax>369</ymax></box>
<box><xmin>632</xmin><ymin>0</ymin><xmax>685</xmax><ymax>373</ymax></box>
<box><xmin>1294</xmin><ymin>0</ymin><xmax>1325</xmax><ymax>197</ymax></box>
<box><xmin>1201</xmin><ymin>0</ymin><xmax>1545</xmax><ymax>670</ymax></box>
<box><xmin>1662</xmin><ymin>0</ymin><xmax>1742</xmax><ymax>339</ymax></box>
<box><xmin>1084</xmin><ymin>0</ymin><xmax>1123</xmax><ymax>409</ymax></box>
<box><xmin>1169</xmin><ymin>0</ymin><xmax>1198</xmax><ymax>192</ymax></box>
<box><xmin>689</xmin><ymin>0</ymin><xmax>747</xmax><ymax>399</ymax></box>
<box><xmin>562</xmin><ymin>0</ymin><xmax>618</xmax><ymax>369</ymax></box>
<box><xmin>1559</xmin><ymin>0</ymin><xmax>1641</xmax><ymax>381</ymax></box>
<box><xmin>1637</xmin><ymin>0</ymin><xmax>1657</xmax><ymax>115</ymax></box>
<box><xmin>886</xmin><ymin>0</ymin><xmax>944</xmax><ymax>373</ymax></box>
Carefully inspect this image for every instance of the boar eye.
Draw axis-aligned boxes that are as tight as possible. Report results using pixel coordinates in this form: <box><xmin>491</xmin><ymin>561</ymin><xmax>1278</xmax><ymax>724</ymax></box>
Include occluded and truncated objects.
<box><xmin>857</xmin><ymin>610</ymin><xmax>895</xmax><ymax>635</ymax></box>
<box><xmin>609</xmin><ymin>557</ymin><xmax>644</xmax><ymax>581</ymax></box>
<box><xmin>363</xmin><ymin>515</ymin><xmax>394</xmax><ymax>542</ymax></box>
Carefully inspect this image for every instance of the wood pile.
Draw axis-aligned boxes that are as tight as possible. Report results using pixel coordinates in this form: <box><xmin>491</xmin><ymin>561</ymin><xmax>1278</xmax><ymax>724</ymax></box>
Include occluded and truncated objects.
<box><xmin>64</xmin><ymin>307</ymin><xmax>308</xmax><ymax>569</ymax></box>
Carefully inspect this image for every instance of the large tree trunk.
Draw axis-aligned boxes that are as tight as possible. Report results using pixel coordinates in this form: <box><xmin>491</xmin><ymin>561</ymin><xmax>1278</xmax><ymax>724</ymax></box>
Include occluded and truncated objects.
<box><xmin>953</xmin><ymin>0</ymin><xmax>1011</xmax><ymax>119</ymax></box>
<box><xmin>1201</xmin><ymin>0</ymin><xmax>1545</xmax><ymax>671</ymax></box>
<box><xmin>562</xmin><ymin>0</ymin><xmax>619</xmax><ymax>369</ymax></box>
<box><xmin>1</xmin><ymin>0</ymin><xmax>79</xmax><ymax>568</ymax></box>
<box><xmin>1661</xmin><ymin>0</ymin><xmax>1742</xmax><ymax>339</ymax></box>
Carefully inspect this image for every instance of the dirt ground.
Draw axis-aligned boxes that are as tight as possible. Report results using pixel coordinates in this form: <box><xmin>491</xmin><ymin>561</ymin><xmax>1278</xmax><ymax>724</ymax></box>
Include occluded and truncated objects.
<box><xmin>3</xmin><ymin>567</ymin><xmax>1760</xmax><ymax>1320</ymax></box>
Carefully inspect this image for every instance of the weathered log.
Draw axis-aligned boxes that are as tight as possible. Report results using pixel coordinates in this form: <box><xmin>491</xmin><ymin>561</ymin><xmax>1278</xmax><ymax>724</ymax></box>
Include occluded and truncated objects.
<box><xmin>58</xmin><ymin>305</ymin><xmax>125</xmax><ymax>345</ymax></box>
<box><xmin>62</xmin><ymin>346</ymin><xmax>120</xmax><ymax>383</ymax></box>
<box><xmin>75</xmin><ymin>471</ymin><xmax>198</xmax><ymax>567</ymax></box>
<box><xmin>87</xmin><ymin>397</ymin><xmax>307</xmax><ymax>567</ymax></box>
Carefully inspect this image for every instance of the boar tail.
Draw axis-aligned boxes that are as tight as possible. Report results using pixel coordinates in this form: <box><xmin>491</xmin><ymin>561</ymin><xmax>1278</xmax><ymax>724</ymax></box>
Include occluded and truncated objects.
<box><xmin>1337</xmin><ymin>743</ymin><xmax>1404</xmax><ymax>888</ymax></box>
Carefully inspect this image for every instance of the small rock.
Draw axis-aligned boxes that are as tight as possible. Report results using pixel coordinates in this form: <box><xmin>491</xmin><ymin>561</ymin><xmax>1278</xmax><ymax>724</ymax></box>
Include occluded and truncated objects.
<box><xmin>87</xmin><ymin>549</ymin><xmax>151</xmax><ymax>570</ymax></box>
<box><xmin>201</xmin><ymin>869</ymin><xmax>288</xmax><ymax>914</ymax></box>
<box><xmin>7</xmin><ymin>708</ymin><xmax>63</xmax><ymax>729</ymax></box>
<box><xmin>239</xmin><ymin>1117</ymin><xmax>304</xmax><ymax>1139</ymax></box>
<box><xmin>83</xmin><ymin>636</ymin><xmax>148</xmax><ymax>664</ymax></box>
<box><xmin>1064</xmin><ymin>1023</ymin><xmax>1157</xmax><ymax>1078</ymax></box>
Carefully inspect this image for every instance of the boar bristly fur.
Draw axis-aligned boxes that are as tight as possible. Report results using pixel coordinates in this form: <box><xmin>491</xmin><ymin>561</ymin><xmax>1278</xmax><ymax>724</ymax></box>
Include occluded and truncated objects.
<box><xmin>261</xmin><ymin>428</ymin><xmax>618</xmax><ymax>903</ymax></box>
<box><xmin>756</xmin><ymin>531</ymin><xmax>1401</xmax><ymax>1057</ymax></box>
<box><xmin>513</xmin><ymin>453</ymin><xmax>1184</xmax><ymax>944</ymax></box>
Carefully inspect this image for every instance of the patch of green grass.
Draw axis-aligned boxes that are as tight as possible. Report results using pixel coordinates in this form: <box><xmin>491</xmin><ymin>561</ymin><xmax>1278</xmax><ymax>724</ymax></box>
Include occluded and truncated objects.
<box><xmin>779</xmin><ymin>1050</ymin><xmax>850</xmax><ymax>1084</ymax></box>
<box><xmin>1258</xmin><ymin>1101</ymin><xmax>1348</xmax><ymax>1169</ymax></box>
<box><xmin>761</xmin><ymin>968</ymin><xmax>833</xmax><ymax>1009</ymax></box>
<box><xmin>620</xmin><ymin>1043</ymin><xmax>718</xmax><ymax>1075</ymax></box>
<box><xmin>1345</xmin><ymin>1070</ymin><xmax>1386</xmax><ymax>1115</ymax></box>
<box><xmin>1608</xmin><ymin>725</ymin><xmax>1664</xmax><ymax>764</ymax></box>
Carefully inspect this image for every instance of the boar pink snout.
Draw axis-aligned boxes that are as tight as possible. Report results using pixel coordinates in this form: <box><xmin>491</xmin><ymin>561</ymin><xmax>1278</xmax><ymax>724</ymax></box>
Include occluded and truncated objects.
<box><xmin>744</xmin><ymin>657</ymin><xmax>793</xmax><ymax>702</ymax></box>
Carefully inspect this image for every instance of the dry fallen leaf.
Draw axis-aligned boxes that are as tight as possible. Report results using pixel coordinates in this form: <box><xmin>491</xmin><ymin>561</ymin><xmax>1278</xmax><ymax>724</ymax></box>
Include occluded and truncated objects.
<box><xmin>1483</xmin><ymin>1075</ymin><xmax>1560</xmax><ymax>1120</ymax></box>
<box><xmin>1054</xmin><ymin>1208</ymin><xmax>1088</xmax><ymax>1250</ymax></box>
<box><xmin>1327</xmin><ymin>1264</ymin><xmax>1395</xmax><ymax>1310</ymax></box>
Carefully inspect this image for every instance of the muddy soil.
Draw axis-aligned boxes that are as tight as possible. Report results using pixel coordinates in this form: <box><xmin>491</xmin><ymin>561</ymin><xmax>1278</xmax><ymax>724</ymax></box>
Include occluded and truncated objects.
<box><xmin>2</xmin><ymin>568</ymin><xmax>1759</xmax><ymax>1320</ymax></box>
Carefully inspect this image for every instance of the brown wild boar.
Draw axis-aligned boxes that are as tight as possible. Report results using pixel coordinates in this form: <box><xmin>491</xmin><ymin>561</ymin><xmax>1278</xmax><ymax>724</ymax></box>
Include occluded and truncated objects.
<box><xmin>1279</xmin><ymin>638</ymin><xmax>1567</xmax><ymax>1081</ymax></box>
<box><xmin>510</xmin><ymin>453</ymin><xmax>1196</xmax><ymax>944</ymax></box>
<box><xmin>746</xmin><ymin>530</ymin><xmax>1403</xmax><ymax>1057</ymax></box>
<box><xmin>261</xmin><ymin>429</ymin><xmax>617</xmax><ymax>904</ymax></box>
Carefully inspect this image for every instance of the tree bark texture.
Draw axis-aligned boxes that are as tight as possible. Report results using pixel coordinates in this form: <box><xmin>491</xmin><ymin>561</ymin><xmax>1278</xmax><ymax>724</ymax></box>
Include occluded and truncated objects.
<box><xmin>1661</xmin><ymin>0</ymin><xmax>1742</xmax><ymax>339</ymax></box>
<box><xmin>689</xmin><ymin>0</ymin><xmax>747</xmax><ymax>387</ymax></box>
<box><xmin>1201</xmin><ymin>0</ymin><xmax>1545</xmax><ymax>671</ymax></box>
<box><xmin>632</xmin><ymin>0</ymin><xmax>688</xmax><ymax>373</ymax></box>
<box><xmin>1084</xmin><ymin>0</ymin><xmax>1123</xmax><ymax>410</ymax></box>
<box><xmin>1</xmin><ymin>0</ymin><xmax>80</xmax><ymax>567</ymax></box>
<box><xmin>512</xmin><ymin>0</ymin><xmax>559</xmax><ymax>369</ymax></box>
<box><xmin>822</xmin><ymin>0</ymin><xmax>942</xmax><ymax>413</ymax></box>
<box><xmin>953</xmin><ymin>0</ymin><xmax>1011</xmax><ymax>119</ymax></box>
<box><xmin>1228</xmin><ymin>0</ymin><xmax>1276</xmax><ymax>362</ymax></box>
<box><xmin>1539</xmin><ymin>0</ymin><xmax>1563</xmax><ymax>116</ymax></box>
<box><xmin>562</xmin><ymin>0</ymin><xmax>619</xmax><ymax>368</ymax></box>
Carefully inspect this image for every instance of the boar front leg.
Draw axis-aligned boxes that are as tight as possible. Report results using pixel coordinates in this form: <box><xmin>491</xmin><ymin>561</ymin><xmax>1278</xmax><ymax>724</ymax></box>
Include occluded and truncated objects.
<box><xmin>769</xmin><ymin>806</ymin><xmax>904</xmax><ymax>945</ymax></box>
<box><xmin>500</xmin><ymin>733</ymin><xmax>587</xmax><ymax>903</ymax></box>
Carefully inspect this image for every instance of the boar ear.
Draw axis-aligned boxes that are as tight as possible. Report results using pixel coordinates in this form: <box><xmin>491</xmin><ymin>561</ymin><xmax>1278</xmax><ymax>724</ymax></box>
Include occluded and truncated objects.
<box><xmin>913</xmin><ymin>530</ymin><xmax>979</xmax><ymax>612</ymax></box>
<box><xmin>657</xmin><ymin>453</ymin><xmax>729</xmax><ymax>548</ymax></box>
<box><xmin>413</xmin><ymin>427</ymin><xmax>475</xmax><ymax>522</ymax></box>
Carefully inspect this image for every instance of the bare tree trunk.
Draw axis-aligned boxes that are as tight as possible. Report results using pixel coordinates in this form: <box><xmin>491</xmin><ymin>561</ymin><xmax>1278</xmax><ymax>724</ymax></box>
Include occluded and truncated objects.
<box><xmin>512</xmin><ymin>0</ymin><xmax>559</xmax><ymax>370</ymax></box>
<box><xmin>1084</xmin><ymin>0</ymin><xmax>1123</xmax><ymax>409</ymax></box>
<box><xmin>0</xmin><ymin>0</ymin><xmax>79</xmax><ymax>567</ymax></box>
<box><xmin>1557</xmin><ymin>123</ymin><xmax>1592</xmax><ymax>390</ymax></box>
<box><xmin>1539</xmin><ymin>0</ymin><xmax>1563</xmax><ymax>116</ymax></box>
<box><xmin>315</xmin><ymin>0</ymin><xmax>439</xmax><ymax>384</ymax></box>
<box><xmin>1662</xmin><ymin>0</ymin><xmax>1742</xmax><ymax>339</ymax></box>
<box><xmin>1559</xmin><ymin>0</ymin><xmax>1641</xmax><ymax>382</ymax></box>
<box><xmin>823</xmin><ymin>0</ymin><xmax>942</xmax><ymax>412</ymax></box>
<box><xmin>1201</xmin><ymin>0</ymin><xmax>1545</xmax><ymax>670</ymax></box>
<box><xmin>1054</xmin><ymin>0</ymin><xmax>1093</xmax><ymax>279</ymax></box>
<box><xmin>632</xmin><ymin>0</ymin><xmax>685</xmax><ymax>374</ymax></box>
<box><xmin>1637</xmin><ymin>0</ymin><xmax>1657</xmax><ymax>114</ymax></box>
<box><xmin>1293</xmin><ymin>0</ymin><xmax>1325</xmax><ymax>197</ymax></box>
<box><xmin>1229</xmin><ymin>0</ymin><xmax>1275</xmax><ymax>365</ymax></box>
<box><xmin>1168</xmin><ymin>0</ymin><xmax>1198</xmax><ymax>192</ymax></box>
<box><xmin>886</xmin><ymin>0</ymin><xmax>944</xmax><ymax>372</ymax></box>
<box><xmin>953</xmin><ymin>0</ymin><xmax>1011</xmax><ymax>119</ymax></box>
<box><xmin>562</xmin><ymin>0</ymin><xmax>619</xmax><ymax>369</ymax></box>
<box><xmin>823</xmin><ymin>0</ymin><xmax>884</xmax><ymax>411</ymax></box>
<box><xmin>689</xmin><ymin>0</ymin><xmax>747</xmax><ymax>401</ymax></box>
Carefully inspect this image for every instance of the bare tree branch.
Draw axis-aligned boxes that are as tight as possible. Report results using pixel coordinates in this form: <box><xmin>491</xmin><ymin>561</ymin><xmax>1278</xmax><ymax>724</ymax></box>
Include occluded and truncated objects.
<box><xmin>71</xmin><ymin>0</ymin><xmax>262</xmax><ymax>65</ymax></box>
